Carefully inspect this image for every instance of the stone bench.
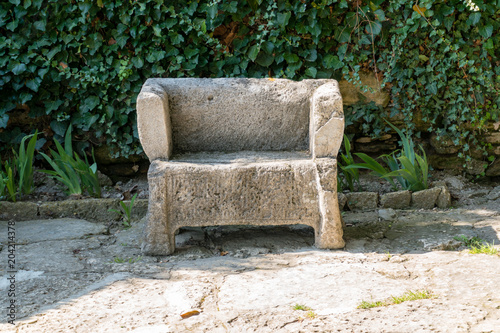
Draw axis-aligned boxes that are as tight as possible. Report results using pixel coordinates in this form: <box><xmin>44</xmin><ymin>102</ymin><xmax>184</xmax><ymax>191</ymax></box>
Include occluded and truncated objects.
<box><xmin>137</xmin><ymin>78</ymin><xmax>345</xmax><ymax>255</ymax></box>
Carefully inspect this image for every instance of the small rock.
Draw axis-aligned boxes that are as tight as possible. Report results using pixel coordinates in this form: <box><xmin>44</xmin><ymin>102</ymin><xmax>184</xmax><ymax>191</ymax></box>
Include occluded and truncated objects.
<box><xmin>443</xmin><ymin>175</ymin><xmax>465</xmax><ymax>191</ymax></box>
<box><xmin>345</xmin><ymin>192</ymin><xmax>378</xmax><ymax>211</ymax></box>
<box><xmin>97</xmin><ymin>171</ymin><xmax>113</xmax><ymax>186</ymax></box>
<box><xmin>411</xmin><ymin>187</ymin><xmax>441</xmax><ymax>209</ymax></box>
<box><xmin>338</xmin><ymin>193</ymin><xmax>347</xmax><ymax>210</ymax></box>
<box><xmin>433</xmin><ymin>182</ymin><xmax>452</xmax><ymax>208</ymax></box>
<box><xmin>485</xmin><ymin>159</ymin><xmax>500</xmax><ymax>177</ymax></box>
<box><xmin>378</xmin><ymin>208</ymin><xmax>397</xmax><ymax>221</ymax></box>
<box><xmin>356</xmin><ymin>137</ymin><xmax>372</xmax><ymax>143</ymax></box>
<box><xmin>380</xmin><ymin>190</ymin><xmax>411</xmax><ymax>209</ymax></box>
<box><xmin>487</xmin><ymin>186</ymin><xmax>500</xmax><ymax>200</ymax></box>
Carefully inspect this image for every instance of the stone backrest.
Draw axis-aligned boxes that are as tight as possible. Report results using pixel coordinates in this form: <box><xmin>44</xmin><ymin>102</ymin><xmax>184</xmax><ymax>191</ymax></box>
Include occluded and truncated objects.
<box><xmin>137</xmin><ymin>78</ymin><xmax>344</xmax><ymax>160</ymax></box>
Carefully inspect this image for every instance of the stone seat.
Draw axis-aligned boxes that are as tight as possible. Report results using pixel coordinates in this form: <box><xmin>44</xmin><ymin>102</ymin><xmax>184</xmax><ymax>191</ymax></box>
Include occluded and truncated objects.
<box><xmin>137</xmin><ymin>78</ymin><xmax>345</xmax><ymax>255</ymax></box>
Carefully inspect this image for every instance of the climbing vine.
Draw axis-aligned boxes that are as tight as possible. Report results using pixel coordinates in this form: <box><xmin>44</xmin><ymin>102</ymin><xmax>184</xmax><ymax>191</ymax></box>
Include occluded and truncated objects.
<box><xmin>0</xmin><ymin>0</ymin><xmax>498</xmax><ymax>163</ymax></box>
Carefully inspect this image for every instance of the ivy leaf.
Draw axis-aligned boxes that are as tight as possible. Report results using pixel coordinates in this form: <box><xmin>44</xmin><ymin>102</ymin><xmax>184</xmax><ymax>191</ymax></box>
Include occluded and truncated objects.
<box><xmin>365</xmin><ymin>22</ymin><xmax>382</xmax><ymax>35</ymax></box>
<box><xmin>132</xmin><ymin>57</ymin><xmax>144</xmax><ymax>69</ymax></box>
<box><xmin>255</xmin><ymin>53</ymin><xmax>274</xmax><ymax>67</ymax></box>
<box><xmin>284</xmin><ymin>53</ymin><xmax>299</xmax><ymax>64</ymax></box>
<box><xmin>0</xmin><ymin>114</ymin><xmax>9</xmax><ymax>128</ymax></box>
<box><xmin>323</xmin><ymin>54</ymin><xmax>343</xmax><ymax>70</ymax></box>
<box><xmin>82</xmin><ymin>96</ymin><xmax>100</xmax><ymax>112</ymax></box>
<box><xmin>478</xmin><ymin>25</ymin><xmax>493</xmax><ymax>39</ymax></box>
<box><xmin>337</xmin><ymin>44</ymin><xmax>348</xmax><ymax>61</ymax></box>
<box><xmin>248</xmin><ymin>45</ymin><xmax>260</xmax><ymax>61</ymax></box>
<box><xmin>169</xmin><ymin>32</ymin><xmax>184</xmax><ymax>45</ymax></box>
<box><xmin>25</xmin><ymin>78</ymin><xmax>42</xmax><ymax>92</ymax></box>
<box><xmin>44</xmin><ymin>100</ymin><xmax>63</xmax><ymax>113</ymax></box>
<box><xmin>277</xmin><ymin>12</ymin><xmax>291</xmax><ymax>29</ymax></box>
<box><xmin>468</xmin><ymin>12</ymin><xmax>481</xmax><ymax>26</ymax></box>
<box><xmin>374</xmin><ymin>9</ymin><xmax>385</xmax><ymax>21</ymax></box>
<box><xmin>247</xmin><ymin>0</ymin><xmax>262</xmax><ymax>11</ymax></box>
<box><xmin>207</xmin><ymin>4</ymin><xmax>217</xmax><ymax>19</ymax></box>
<box><xmin>11</xmin><ymin>63</ymin><xmax>27</xmax><ymax>75</ymax></box>
<box><xmin>34</xmin><ymin>20</ymin><xmax>46</xmax><ymax>31</ymax></box>
<box><xmin>419</xmin><ymin>55</ymin><xmax>429</xmax><ymax>62</ymax></box>
<box><xmin>483</xmin><ymin>38</ymin><xmax>493</xmax><ymax>50</ymax></box>
<box><xmin>305</xmin><ymin>67</ymin><xmax>317</xmax><ymax>78</ymax></box>
<box><xmin>261</xmin><ymin>41</ymin><xmax>274</xmax><ymax>54</ymax></box>
<box><xmin>50</xmin><ymin>120</ymin><xmax>68</xmax><ymax>137</ymax></box>
<box><xmin>428</xmin><ymin>83</ymin><xmax>438</xmax><ymax>95</ymax></box>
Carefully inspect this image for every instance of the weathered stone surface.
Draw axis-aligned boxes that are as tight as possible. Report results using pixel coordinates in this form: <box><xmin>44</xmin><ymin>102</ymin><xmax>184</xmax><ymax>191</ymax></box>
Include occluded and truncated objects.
<box><xmin>338</xmin><ymin>71</ymin><xmax>389</xmax><ymax>106</ymax></box>
<box><xmin>485</xmin><ymin>159</ymin><xmax>500</xmax><ymax>176</ymax></box>
<box><xmin>0</xmin><ymin>218</ymin><xmax>106</xmax><ymax>245</ymax></box>
<box><xmin>484</xmin><ymin>131</ymin><xmax>500</xmax><ymax>144</ymax></box>
<box><xmin>39</xmin><ymin>199</ymin><xmax>121</xmax><ymax>221</ymax></box>
<box><xmin>380</xmin><ymin>190</ymin><xmax>411</xmax><ymax>209</ymax></box>
<box><xmin>0</xmin><ymin>201</ymin><xmax>38</xmax><ymax>221</ymax></box>
<box><xmin>138</xmin><ymin>78</ymin><xmax>339</xmax><ymax>160</ymax></box>
<box><xmin>142</xmin><ymin>154</ymin><xmax>344</xmax><ymax>255</ymax></box>
<box><xmin>345</xmin><ymin>192</ymin><xmax>378</xmax><ymax>211</ymax></box>
<box><xmin>97</xmin><ymin>170</ymin><xmax>113</xmax><ymax>186</ymax></box>
<box><xmin>338</xmin><ymin>193</ymin><xmax>347</xmax><ymax>210</ymax></box>
<box><xmin>138</xmin><ymin>79</ymin><xmax>345</xmax><ymax>255</ymax></box>
<box><xmin>433</xmin><ymin>181</ymin><xmax>452</xmax><ymax>209</ymax></box>
<box><xmin>487</xmin><ymin>186</ymin><xmax>500</xmax><ymax>200</ymax></box>
<box><xmin>411</xmin><ymin>187</ymin><xmax>441</xmax><ymax>209</ymax></box>
<box><xmin>430</xmin><ymin>133</ymin><xmax>459</xmax><ymax>154</ymax></box>
<box><xmin>465</xmin><ymin>158</ymin><xmax>488</xmax><ymax>175</ymax></box>
<box><xmin>428</xmin><ymin>155</ymin><xmax>463</xmax><ymax>171</ymax></box>
<box><xmin>378</xmin><ymin>208</ymin><xmax>397</xmax><ymax>221</ymax></box>
<box><xmin>310</xmin><ymin>82</ymin><xmax>344</xmax><ymax>158</ymax></box>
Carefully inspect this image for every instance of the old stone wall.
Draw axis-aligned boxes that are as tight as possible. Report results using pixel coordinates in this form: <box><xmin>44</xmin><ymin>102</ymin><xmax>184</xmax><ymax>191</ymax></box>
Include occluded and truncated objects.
<box><xmin>338</xmin><ymin>72</ymin><xmax>500</xmax><ymax>177</ymax></box>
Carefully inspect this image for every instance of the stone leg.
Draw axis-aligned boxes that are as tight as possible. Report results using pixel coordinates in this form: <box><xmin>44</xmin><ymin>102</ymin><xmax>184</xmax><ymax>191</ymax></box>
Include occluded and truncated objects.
<box><xmin>141</xmin><ymin>162</ymin><xmax>175</xmax><ymax>255</ymax></box>
<box><xmin>314</xmin><ymin>158</ymin><xmax>345</xmax><ymax>249</ymax></box>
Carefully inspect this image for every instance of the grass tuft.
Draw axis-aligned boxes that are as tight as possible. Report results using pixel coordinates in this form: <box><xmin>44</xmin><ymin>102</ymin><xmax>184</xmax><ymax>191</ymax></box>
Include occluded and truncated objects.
<box><xmin>357</xmin><ymin>290</ymin><xmax>436</xmax><ymax>309</ymax></box>
<box><xmin>292</xmin><ymin>304</ymin><xmax>312</xmax><ymax>311</ymax></box>
<box><xmin>469</xmin><ymin>242</ymin><xmax>498</xmax><ymax>255</ymax></box>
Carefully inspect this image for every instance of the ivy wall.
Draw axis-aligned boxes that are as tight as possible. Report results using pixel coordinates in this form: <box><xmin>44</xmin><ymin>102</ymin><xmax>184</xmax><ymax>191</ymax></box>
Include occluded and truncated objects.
<box><xmin>1</xmin><ymin>0</ymin><xmax>499</xmax><ymax>172</ymax></box>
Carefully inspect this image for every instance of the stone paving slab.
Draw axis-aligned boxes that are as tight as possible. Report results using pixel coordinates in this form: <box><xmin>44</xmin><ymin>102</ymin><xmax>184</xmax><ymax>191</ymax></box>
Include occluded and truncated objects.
<box><xmin>0</xmin><ymin>203</ymin><xmax>499</xmax><ymax>332</ymax></box>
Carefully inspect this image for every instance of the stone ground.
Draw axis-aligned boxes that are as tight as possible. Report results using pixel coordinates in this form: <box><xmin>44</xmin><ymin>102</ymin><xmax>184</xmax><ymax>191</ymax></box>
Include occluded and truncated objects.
<box><xmin>0</xmin><ymin>176</ymin><xmax>500</xmax><ymax>332</ymax></box>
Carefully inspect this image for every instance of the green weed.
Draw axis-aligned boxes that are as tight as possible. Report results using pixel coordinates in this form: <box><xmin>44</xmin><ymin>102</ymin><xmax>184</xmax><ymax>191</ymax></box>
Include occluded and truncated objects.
<box><xmin>357</xmin><ymin>300</ymin><xmax>386</xmax><ymax>309</ymax></box>
<box><xmin>454</xmin><ymin>235</ymin><xmax>498</xmax><ymax>255</ymax></box>
<box><xmin>345</xmin><ymin>120</ymin><xmax>429</xmax><ymax>192</ymax></box>
<box><xmin>469</xmin><ymin>242</ymin><xmax>498</xmax><ymax>255</ymax></box>
<box><xmin>40</xmin><ymin>126</ymin><xmax>101</xmax><ymax>197</ymax></box>
<box><xmin>113</xmin><ymin>256</ymin><xmax>142</xmax><ymax>264</ymax></box>
<box><xmin>292</xmin><ymin>304</ymin><xmax>312</xmax><ymax>311</ymax></box>
<box><xmin>453</xmin><ymin>235</ymin><xmax>484</xmax><ymax>248</ymax></box>
<box><xmin>338</xmin><ymin>134</ymin><xmax>361</xmax><ymax>192</ymax></box>
<box><xmin>357</xmin><ymin>290</ymin><xmax>436</xmax><ymax>309</ymax></box>
<box><xmin>0</xmin><ymin>132</ymin><xmax>38</xmax><ymax>201</ymax></box>
<box><xmin>109</xmin><ymin>193</ymin><xmax>138</xmax><ymax>228</ymax></box>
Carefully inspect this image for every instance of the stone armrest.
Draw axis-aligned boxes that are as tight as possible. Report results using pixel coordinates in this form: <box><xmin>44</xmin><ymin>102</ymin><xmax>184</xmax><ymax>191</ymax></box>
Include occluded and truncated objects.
<box><xmin>136</xmin><ymin>82</ymin><xmax>173</xmax><ymax>161</ymax></box>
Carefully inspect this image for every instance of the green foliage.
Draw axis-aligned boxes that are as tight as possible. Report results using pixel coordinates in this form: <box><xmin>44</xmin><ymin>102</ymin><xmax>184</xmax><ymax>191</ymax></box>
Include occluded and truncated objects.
<box><xmin>40</xmin><ymin>126</ymin><xmax>101</xmax><ymax>197</ymax></box>
<box><xmin>454</xmin><ymin>235</ymin><xmax>499</xmax><ymax>255</ymax></box>
<box><xmin>338</xmin><ymin>135</ymin><xmax>361</xmax><ymax>192</ymax></box>
<box><xmin>453</xmin><ymin>235</ymin><xmax>484</xmax><ymax>248</ymax></box>
<box><xmin>0</xmin><ymin>132</ymin><xmax>38</xmax><ymax>201</ymax></box>
<box><xmin>346</xmin><ymin>121</ymin><xmax>429</xmax><ymax>191</ymax></box>
<box><xmin>468</xmin><ymin>242</ymin><xmax>498</xmax><ymax>255</ymax></box>
<box><xmin>0</xmin><ymin>0</ymin><xmax>498</xmax><ymax>161</ymax></box>
<box><xmin>292</xmin><ymin>304</ymin><xmax>312</xmax><ymax>311</ymax></box>
<box><xmin>358</xmin><ymin>290</ymin><xmax>436</xmax><ymax>309</ymax></box>
<box><xmin>109</xmin><ymin>193</ymin><xmax>138</xmax><ymax>228</ymax></box>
